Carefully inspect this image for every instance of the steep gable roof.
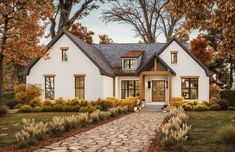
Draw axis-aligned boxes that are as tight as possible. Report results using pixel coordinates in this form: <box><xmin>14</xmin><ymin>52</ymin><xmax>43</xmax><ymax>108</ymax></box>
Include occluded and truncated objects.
<box><xmin>157</xmin><ymin>38</ymin><xmax>213</xmax><ymax>76</ymax></box>
<box><xmin>23</xmin><ymin>30</ymin><xmax>114</xmax><ymax>77</ymax></box>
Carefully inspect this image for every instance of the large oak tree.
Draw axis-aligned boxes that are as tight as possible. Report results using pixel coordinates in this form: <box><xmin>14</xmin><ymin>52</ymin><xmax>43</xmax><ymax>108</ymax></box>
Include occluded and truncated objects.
<box><xmin>0</xmin><ymin>0</ymin><xmax>52</xmax><ymax>105</ymax></box>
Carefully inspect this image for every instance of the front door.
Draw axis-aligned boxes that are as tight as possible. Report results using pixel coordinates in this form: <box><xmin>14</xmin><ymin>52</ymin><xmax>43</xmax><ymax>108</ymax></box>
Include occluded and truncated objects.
<box><xmin>152</xmin><ymin>80</ymin><xmax>165</xmax><ymax>102</ymax></box>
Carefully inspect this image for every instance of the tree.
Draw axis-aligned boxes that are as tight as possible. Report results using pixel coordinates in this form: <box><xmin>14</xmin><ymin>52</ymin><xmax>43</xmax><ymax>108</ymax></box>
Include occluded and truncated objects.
<box><xmin>49</xmin><ymin>0</ymin><xmax>112</xmax><ymax>39</ymax></box>
<box><xmin>0</xmin><ymin>0</ymin><xmax>52</xmax><ymax>105</ymax></box>
<box><xmin>99</xmin><ymin>34</ymin><xmax>113</xmax><ymax>44</ymax></box>
<box><xmin>168</xmin><ymin>0</ymin><xmax>235</xmax><ymax>89</ymax></box>
<box><xmin>69</xmin><ymin>23</ymin><xmax>94</xmax><ymax>44</ymax></box>
<box><xmin>189</xmin><ymin>36</ymin><xmax>213</xmax><ymax>65</ymax></box>
<box><xmin>103</xmin><ymin>0</ymin><xmax>182</xmax><ymax>43</ymax></box>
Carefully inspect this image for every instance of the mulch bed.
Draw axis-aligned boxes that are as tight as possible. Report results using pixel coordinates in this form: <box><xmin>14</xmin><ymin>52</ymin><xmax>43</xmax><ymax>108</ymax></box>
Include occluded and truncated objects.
<box><xmin>148</xmin><ymin>132</ymin><xmax>168</xmax><ymax>152</ymax></box>
<box><xmin>0</xmin><ymin>113</ymin><xmax>130</xmax><ymax>152</ymax></box>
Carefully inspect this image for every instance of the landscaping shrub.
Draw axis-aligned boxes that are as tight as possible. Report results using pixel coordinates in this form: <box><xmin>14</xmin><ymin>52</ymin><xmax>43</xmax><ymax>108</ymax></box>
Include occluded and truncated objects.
<box><xmin>41</xmin><ymin>105</ymin><xmax>53</xmax><ymax>112</ymax></box>
<box><xmin>182</xmin><ymin>103</ymin><xmax>193</xmax><ymax>111</ymax></box>
<box><xmin>209</xmin><ymin>85</ymin><xmax>221</xmax><ymax>102</ymax></box>
<box><xmin>109</xmin><ymin>107</ymin><xmax>120</xmax><ymax>117</ymax></box>
<box><xmin>28</xmin><ymin>97</ymin><xmax>41</xmax><ymax>108</ymax></box>
<box><xmin>194</xmin><ymin>104</ymin><xmax>209</xmax><ymax>111</ymax></box>
<box><xmin>218</xmin><ymin>125</ymin><xmax>235</xmax><ymax>152</ymax></box>
<box><xmin>209</xmin><ymin>103</ymin><xmax>221</xmax><ymax>111</ymax></box>
<box><xmin>89</xmin><ymin>110</ymin><xmax>100</xmax><ymax>123</ymax></box>
<box><xmin>160</xmin><ymin>107</ymin><xmax>191</xmax><ymax>150</ymax></box>
<box><xmin>63</xmin><ymin>105</ymin><xmax>79</xmax><ymax>112</ymax></box>
<box><xmin>220</xmin><ymin>90</ymin><xmax>235</xmax><ymax>106</ymax></box>
<box><xmin>3</xmin><ymin>91</ymin><xmax>15</xmax><ymax>102</ymax></box>
<box><xmin>14</xmin><ymin>84</ymin><xmax>42</xmax><ymax>104</ymax></box>
<box><xmin>20</xmin><ymin>105</ymin><xmax>34</xmax><ymax>113</ymax></box>
<box><xmin>49</xmin><ymin>117</ymin><xmax>64</xmax><ymax>137</ymax></box>
<box><xmin>0</xmin><ymin>104</ymin><xmax>8</xmax><ymax>114</ymax></box>
<box><xmin>34</xmin><ymin>106</ymin><xmax>43</xmax><ymax>112</ymax></box>
<box><xmin>55</xmin><ymin>97</ymin><xmax>66</xmax><ymax>105</ymax></box>
<box><xmin>170</xmin><ymin>97</ymin><xmax>184</xmax><ymax>107</ymax></box>
<box><xmin>14</xmin><ymin>103</ymin><xmax>22</xmax><ymax>109</ymax></box>
<box><xmin>218</xmin><ymin>99</ymin><xmax>229</xmax><ymax>110</ymax></box>
<box><xmin>52</xmin><ymin>104</ymin><xmax>64</xmax><ymax>112</ymax></box>
<box><xmin>79</xmin><ymin>105</ymin><xmax>97</xmax><ymax>113</ymax></box>
<box><xmin>120</xmin><ymin>97</ymin><xmax>138</xmax><ymax>111</ymax></box>
<box><xmin>43</xmin><ymin>99</ymin><xmax>54</xmax><ymax>106</ymax></box>
<box><xmin>98</xmin><ymin>111</ymin><xmax>111</xmax><ymax>120</ymax></box>
<box><xmin>6</xmin><ymin>99</ymin><xmax>18</xmax><ymax>109</ymax></box>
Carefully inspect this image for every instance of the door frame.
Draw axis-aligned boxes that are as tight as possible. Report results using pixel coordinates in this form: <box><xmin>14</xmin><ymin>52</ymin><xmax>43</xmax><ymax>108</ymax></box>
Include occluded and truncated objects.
<box><xmin>151</xmin><ymin>80</ymin><xmax>165</xmax><ymax>102</ymax></box>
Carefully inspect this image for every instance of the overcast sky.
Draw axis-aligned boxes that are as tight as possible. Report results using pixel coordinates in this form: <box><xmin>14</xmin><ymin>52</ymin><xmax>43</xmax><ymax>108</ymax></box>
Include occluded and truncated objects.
<box><xmin>42</xmin><ymin>1</ymin><xmax>199</xmax><ymax>44</ymax></box>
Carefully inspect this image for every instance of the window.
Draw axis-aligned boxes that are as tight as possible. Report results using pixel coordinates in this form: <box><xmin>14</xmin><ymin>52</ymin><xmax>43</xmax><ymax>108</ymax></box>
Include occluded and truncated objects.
<box><xmin>181</xmin><ymin>78</ymin><xmax>198</xmax><ymax>99</ymax></box>
<box><xmin>61</xmin><ymin>48</ymin><xmax>68</xmax><ymax>61</ymax></box>
<box><xmin>121</xmin><ymin>80</ymin><xmax>140</xmax><ymax>99</ymax></box>
<box><xmin>171</xmin><ymin>52</ymin><xmax>178</xmax><ymax>64</ymax></box>
<box><xmin>45</xmin><ymin>76</ymin><xmax>55</xmax><ymax>100</ymax></box>
<box><xmin>123</xmin><ymin>59</ymin><xmax>136</xmax><ymax>70</ymax></box>
<box><xmin>75</xmin><ymin>76</ymin><xmax>85</xmax><ymax>99</ymax></box>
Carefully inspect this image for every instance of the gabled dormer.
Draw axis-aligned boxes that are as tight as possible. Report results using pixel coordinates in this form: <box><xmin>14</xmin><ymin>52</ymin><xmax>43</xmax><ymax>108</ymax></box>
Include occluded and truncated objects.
<box><xmin>121</xmin><ymin>50</ymin><xmax>144</xmax><ymax>71</ymax></box>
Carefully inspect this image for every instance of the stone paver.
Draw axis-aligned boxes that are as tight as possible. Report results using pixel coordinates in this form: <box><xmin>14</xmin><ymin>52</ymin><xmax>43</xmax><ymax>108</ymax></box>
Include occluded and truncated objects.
<box><xmin>35</xmin><ymin>112</ymin><xmax>166</xmax><ymax>152</ymax></box>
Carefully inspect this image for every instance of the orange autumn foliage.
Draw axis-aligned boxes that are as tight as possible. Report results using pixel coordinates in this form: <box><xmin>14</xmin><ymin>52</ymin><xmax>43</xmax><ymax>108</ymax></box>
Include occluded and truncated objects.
<box><xmin>190</xmin><ymin>36</ymin><xmax>213</xmax><ymax>64</ymax></box>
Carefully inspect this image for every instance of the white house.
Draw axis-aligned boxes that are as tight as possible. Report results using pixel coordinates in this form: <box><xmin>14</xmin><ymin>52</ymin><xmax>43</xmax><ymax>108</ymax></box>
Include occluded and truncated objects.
<box><xmin>24</xmin><ymin>30</ymin><xmax>213</xmax><ymax>103</ymax></box>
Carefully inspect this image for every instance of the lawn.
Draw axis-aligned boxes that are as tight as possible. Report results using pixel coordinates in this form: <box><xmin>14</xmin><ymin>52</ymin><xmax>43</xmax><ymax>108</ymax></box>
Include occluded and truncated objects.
<box><xmin>0</xmin><ymin>112</ymin><xmax>76</xmax><ymax>147</ymax></box>
<box><xmin>184</xmin><ymin>111</ymin><xmax>235</xmax><ymax>152</ymax></box>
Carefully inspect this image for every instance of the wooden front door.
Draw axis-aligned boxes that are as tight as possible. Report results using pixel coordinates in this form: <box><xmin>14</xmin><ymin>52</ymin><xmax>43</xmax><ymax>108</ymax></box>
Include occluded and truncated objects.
<box><xmin>152</xmin><ymin>80</ymin><xmax>165</xmax><ymax>102</ymax></box>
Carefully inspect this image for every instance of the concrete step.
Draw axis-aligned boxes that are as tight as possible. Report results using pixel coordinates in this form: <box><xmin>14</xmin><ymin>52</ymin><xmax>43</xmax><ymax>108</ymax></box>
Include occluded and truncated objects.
<box><xmin>141</xmin><ymin>105</ymin><xmax>163</xmax><ymax>112</ymax></box>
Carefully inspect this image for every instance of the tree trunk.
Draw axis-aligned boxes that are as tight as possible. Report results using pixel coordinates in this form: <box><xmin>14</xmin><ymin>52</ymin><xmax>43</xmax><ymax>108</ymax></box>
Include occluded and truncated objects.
<box><xmin>0</xmin><ymin>55</ymin><xmax>3</xmax><ymax>106</ymax></box>
<box><xmin>229</xmin><ymin>55</ymin><xmax>233</xmax><ymax>89</ymax></box>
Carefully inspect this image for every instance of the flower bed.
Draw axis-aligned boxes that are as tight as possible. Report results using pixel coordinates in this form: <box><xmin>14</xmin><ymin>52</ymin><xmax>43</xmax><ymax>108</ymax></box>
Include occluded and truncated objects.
<box><xmin>18</xmin><ymin>97</ymin><xmax>138</xmax><ymax>113</ymax></box>
<box><xmin>159</xmin><ymin>107</ymin><xmax>191</xmax><ymax>151</ymax></box>
<box><xmin>15</xmin><ymin>106</ymin><xmax>129</xmax><ymax>148</ymax></box>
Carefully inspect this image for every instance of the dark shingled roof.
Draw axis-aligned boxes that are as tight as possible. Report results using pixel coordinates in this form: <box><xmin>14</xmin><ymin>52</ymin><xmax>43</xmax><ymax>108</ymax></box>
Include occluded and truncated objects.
<box><xmin>23</xmin><ymin>30</ymin><xmax>114</xmax><ymax>77</ymax></box>
<box><xmin>92</xmin><ymin>43</ymin><xmax>166</xmax><ymax>68</ymax></box>
<box><xmin>24</xmin><ymin>30</ymin><xmax>213</xmax><ymax>77</ymax></box>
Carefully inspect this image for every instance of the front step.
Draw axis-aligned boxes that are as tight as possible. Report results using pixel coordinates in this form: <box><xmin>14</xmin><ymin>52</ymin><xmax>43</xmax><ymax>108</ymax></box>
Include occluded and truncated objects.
<box><xmin>141</xmin><ymin>105</ymin><xmax>163</xmax><ymax>112</ymax></box>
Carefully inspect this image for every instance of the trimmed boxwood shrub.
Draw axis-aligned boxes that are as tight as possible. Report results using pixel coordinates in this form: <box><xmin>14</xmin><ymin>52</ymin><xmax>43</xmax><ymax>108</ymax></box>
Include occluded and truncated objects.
<box><xmin>34</xmin><ymin>106</ymin><xmax>43</xmax><ymax>112</ymax></box>
<box><xmin>218</xmin><ymin>99</ymin><xmax>229</xmax><ymax>110</ymax></box>
<box><xmin>220</xmin><ymin>90</ymin><xmax>235</xmax><ymax>106</ymax></box>
<box><xmin>194</xmin><ymin>104</ymin><xmax>209</xmax><ymax>111</ymax></box>
<box><xmin>42</xmin><ymin>105</ymin><xmax>53</xmax><ymax>112</ymax></box>
<box><xmin>52</xmin><ymin>104</ymin><xmax>64</xmax><ymax>112</ymax></box>
<box><xmin>209</xmin><ymin>103</ymin><xmax>221</xmax><ymax>111</ymax></box>
<box><xmin>20</xmin><ymin>105</ymin><xmax>34</xmax><ymax>113</ymax></box>
<box><xmin>79</xmin><ymin>106</ymin><xmax>97</xmax><ymax>113</ymax></box>
<box><xmin>63</xmin><ymin>105</ymin><xmax>80</xmax><ymax>112</ymax></box>
<box><xmin>182</xmin><ymin>103</ymin><xmax>193</xmax><ymax>111</ymax></box>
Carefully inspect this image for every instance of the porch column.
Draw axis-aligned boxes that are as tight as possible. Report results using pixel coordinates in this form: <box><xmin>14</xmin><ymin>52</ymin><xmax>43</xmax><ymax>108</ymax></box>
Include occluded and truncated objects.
<box><xmin>169</xmin><ymin>73</ymin><xmax>172</xmax><ymax>103</ymax></box>
<box><xmin>139</xmin><ymin>73</ymin><xmax>145</xmax><ymax>100</ymax></box>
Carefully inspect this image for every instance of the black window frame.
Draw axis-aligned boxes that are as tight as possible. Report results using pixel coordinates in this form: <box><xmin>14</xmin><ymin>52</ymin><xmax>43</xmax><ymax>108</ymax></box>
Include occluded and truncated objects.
<box><xmin>123</xmin><ymin>59</ymin><xmax>136</xmax><ymax>70</ymax></box>
<box><xmin>75</xmin><ymin>76</ymin><xmax>85</xmax><ymax>99</ymax></box>
<box><xmin>61</xmin><ymin>49</ymin><xmax>68</xmax><ymax>61</ymax></box>
<box><xmin>171</xmin><ymin>52</ymin><xmax>177</xmax><ymax>64</ymax></box>
<box><xmin>121</xmin><ymin>80</ymin><xmax>140</xmax><ymax>99</ymax></box>
<box><xmin>45</xmin><ymin>76</ymin><xmax>55</xmax><ymax>100</ymax></box>
<box><xmin>181</xmin><ymin>78</ymin><xmax>198</xmax><ymax>99</ymax></box>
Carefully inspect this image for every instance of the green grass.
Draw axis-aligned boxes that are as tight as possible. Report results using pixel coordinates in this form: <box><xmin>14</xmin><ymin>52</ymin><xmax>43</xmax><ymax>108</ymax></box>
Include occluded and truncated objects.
<box><xmin>184</xmin><ymin>111</ymin><xmax>235</xmax><ymax>152</ymax></box>
<box><xmin>0</xmin><ymin>112</ymin><xmax>76</xmax><ymax>147</ymax></box>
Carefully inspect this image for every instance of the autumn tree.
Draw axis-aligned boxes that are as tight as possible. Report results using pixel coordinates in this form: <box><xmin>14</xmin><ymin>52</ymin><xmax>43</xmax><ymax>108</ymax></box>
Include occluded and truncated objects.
<box><xmin>0</xmin><ymin>0</ymin><xmax>52</xmax><ymax>106</ymax></box>
<box><xmin>103</xmin><ymin>0</ymin><xmax>182</xmax><ymax>43</ymax></box>
<box><xmin>168</xmin><ymin>0</ymin><xmax>235</xmax><ymax>89</ymax></box>
<box><xmin>189</xmin><ymin>36</ymin><xmax>213</xmax><ymax>65</ymax></box>
<box><xmin>69</xmin><ymin>23</ymin><xmax>94</xmax><ymax>44</ymax></box>
<box><xmin>49</xmin><ymin>0</ymin><xmax>113</xmax><ymax>38</ymax></box>
<box><xmin>99</xmin><ymin>34</ymin><xmax>113</xmax><ymax>44</ymax></box>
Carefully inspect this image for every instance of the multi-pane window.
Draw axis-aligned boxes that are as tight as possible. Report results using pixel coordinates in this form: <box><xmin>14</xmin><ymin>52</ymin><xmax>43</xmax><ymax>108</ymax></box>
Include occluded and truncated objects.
<box><xmin>181</xmin><ymin>78</ymin><xmax>198</xmax><ymax>99</ymax></box>
<box><xmin>45</xmin><ymin>76</ymin><xmax>55</xmax><ymax>100</ymax></box>
<box><xmin>121</xmin><ymin>80</ymin><xmax>140</xmax><ymax>99</ymax></box>
<box><xmin>171</xmin><ymin>52</ymin><xmax>177</xmax><ymax>64</ymax></box>
<box><xmin>75</xmin><ymin>76</ymin><xmax>85</xmax><ymax>99</ymax></box>
<box><xmin>61</xmin><ymin>48</ymin><xmax>68</xmax><ymax>61</ymax></box>
<box><xmin>123</xmin><ymin>59</ymin><xmax>136</xmax><ymax>70</ymax></box>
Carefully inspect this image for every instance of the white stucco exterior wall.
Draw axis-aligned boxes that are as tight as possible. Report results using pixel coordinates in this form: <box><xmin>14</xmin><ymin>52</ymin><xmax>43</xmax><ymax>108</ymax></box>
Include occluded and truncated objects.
<box><xmin>159</xmin><ymin>41</ymin><xmax>210</xmax><ymax>101</ymax></box>
<box><xmin>26</xmin><ymin>34</ymin><xmax>109</xmax><ymax>100</ymax></box>
<box><xmin>102</xmin><ymin>76</ymin><xmax>114</xmax><ymax>98</ymax></box>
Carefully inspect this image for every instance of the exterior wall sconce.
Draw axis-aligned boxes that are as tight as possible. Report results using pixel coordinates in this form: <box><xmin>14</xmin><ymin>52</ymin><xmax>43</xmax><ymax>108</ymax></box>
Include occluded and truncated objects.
<box><xmin>148</xmin><ymin>81</ymin><xmax>151</xmax><ymax>88</ymax></box>
<box><xmin>166</xmin><ymin>80</ymin><xmax>168</xmax><ymax>89</ymax></box>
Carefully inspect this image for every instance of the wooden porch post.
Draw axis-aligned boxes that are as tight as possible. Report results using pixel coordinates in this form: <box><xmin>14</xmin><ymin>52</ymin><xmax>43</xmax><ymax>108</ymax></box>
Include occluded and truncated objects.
<box><xmin>139</xmin><ymin>73</ymin><xmax>145</xmax><ymax>100</ymax></box>
<box><xmin>169</xmin><ymin>73</ymin><xmax>172</xmax><ymax>103</ymax></box>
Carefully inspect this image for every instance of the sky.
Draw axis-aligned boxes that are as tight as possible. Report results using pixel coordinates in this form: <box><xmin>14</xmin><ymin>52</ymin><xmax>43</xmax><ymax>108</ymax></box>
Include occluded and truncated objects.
<box><xmin>42</xmin><ymin>1</ymin><xmax>199</xmax><ymax>44</ymax></box>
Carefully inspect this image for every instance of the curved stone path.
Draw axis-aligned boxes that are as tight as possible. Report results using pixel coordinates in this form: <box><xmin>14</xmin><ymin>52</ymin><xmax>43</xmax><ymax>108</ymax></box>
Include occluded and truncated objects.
<box><xmin>36</xmin><ymin>112</ymin><xmax>166</xmax><ymax>152</ymax></box>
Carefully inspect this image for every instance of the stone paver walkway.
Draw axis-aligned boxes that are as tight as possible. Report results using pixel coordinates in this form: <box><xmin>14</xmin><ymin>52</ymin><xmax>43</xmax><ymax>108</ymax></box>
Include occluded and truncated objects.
<box><xmin>36</xmin><ymin>112</ymin><xmax>166</xmax><ymax>152</ymax></box>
